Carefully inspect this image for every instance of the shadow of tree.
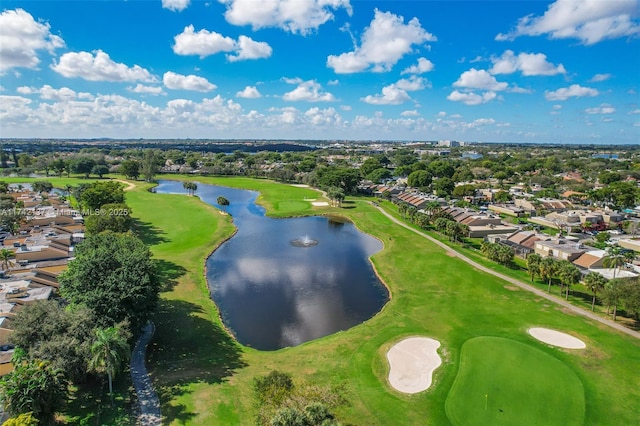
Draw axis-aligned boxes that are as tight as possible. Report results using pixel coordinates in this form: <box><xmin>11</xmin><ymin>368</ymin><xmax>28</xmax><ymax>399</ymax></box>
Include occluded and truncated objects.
<box><xmin>132</xmin><ymin>218</ymin><xmax>170</xmax><ymax>246</ymax></box>
<box><xmin>155</xmin><ymin>259</ymin><xmax>187</xmax><ymax>292</ymax></box>
<box><xmin>149</xmin><ymin>299</ymin><xmax>247</xmax><ymax>424</ymax></box>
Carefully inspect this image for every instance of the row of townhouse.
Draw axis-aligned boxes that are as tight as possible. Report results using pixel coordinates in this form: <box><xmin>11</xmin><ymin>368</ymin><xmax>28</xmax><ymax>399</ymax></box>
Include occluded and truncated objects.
<box><xmin>440</xmin><ymin>206</ymin><xmax>518</xmax><ymax>238</ymax></box>
<box><xmin>0</xmin><ymin>190</ymin><xmax>85</xmax><ymax>374</ymax></box>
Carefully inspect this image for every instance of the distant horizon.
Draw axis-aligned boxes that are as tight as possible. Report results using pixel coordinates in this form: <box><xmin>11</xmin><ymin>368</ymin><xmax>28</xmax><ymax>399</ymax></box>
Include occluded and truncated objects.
<box><xmin>1</xmin><ymin>137</ymin><xmax>637</xmax><ymax>148</ymax></box>
<box><xmin>1</xmin><ymin>1</ymin><xmax>639</xmax><ymax>144</ymax></box>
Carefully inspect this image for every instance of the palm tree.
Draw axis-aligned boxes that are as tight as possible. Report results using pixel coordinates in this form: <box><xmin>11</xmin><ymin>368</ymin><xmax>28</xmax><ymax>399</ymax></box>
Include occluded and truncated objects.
<box><xmin>603</xmin><ymin>246</ymin><xmax>626</xmax><ymax>279</ymax></box>
<box><xmin>539</xmin><ymin>256</ymin><xmax>558</xmax><ymax>293</ymax></box>
<box><xmin>526</xmin><ymin>253</ymin><xmax>542</xmax><ymax>282</ymax></box>
<box><xmin>89</xmin><ymin>326</ymin><xmax>130</xmax><ymax>405</ymax></box>
<box><xmin>584</xmin><ymin>272</ymin><xmax>607</xmax><ymax>311</ymax></box>
<box><xmin>558</xmin><ymin>260</ymin><xmax>581</xmax><ymax>300</ymax></box>
<box><xmin>0</xmin><ymin>248</ymin><xmax>14</xmax><ymax>271</ymax></box>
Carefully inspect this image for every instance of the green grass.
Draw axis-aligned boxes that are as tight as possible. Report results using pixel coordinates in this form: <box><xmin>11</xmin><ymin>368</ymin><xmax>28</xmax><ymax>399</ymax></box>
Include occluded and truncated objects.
<box><xmin>445</xmin><ymin>336</ymin><xmax>585</xmax><ymax>426</ymax></box>
<box><xmin>9</xmin><ymin>175</ymin><xmax>639</xmax><ymax>424</ymax></box>
<box><xmin>120</xmin><ymin>176</ymin><xmax>640</xmax><ymax>425</ymax></box>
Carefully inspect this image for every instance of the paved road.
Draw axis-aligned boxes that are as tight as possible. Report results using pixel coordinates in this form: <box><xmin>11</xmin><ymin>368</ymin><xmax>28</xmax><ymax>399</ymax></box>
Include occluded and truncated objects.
<box><xmin>131</xmin><ymin>322</ymin><xmax>162</xmax><ymax>425</ymax></box>
<box><xmin>374</xmin><ymin>205</ymin><xmax>640</xmax><ymax>340</ymax></box>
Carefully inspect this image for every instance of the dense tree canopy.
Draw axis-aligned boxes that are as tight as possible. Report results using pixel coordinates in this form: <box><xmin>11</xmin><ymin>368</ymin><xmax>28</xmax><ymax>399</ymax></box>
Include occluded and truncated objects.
<box><xmin>84</xmin><ymin>203</ymin><xmax>133</xmax><ymax>235</ymax></box>
<box><xmin>79</xmin><ymin>181</ymin><xmax>126</xmax><ymax>211</ymax></box>
<box><xmin>59</xmin><ymin>232</ymin><xmax>160</xmax><ymax>333</ymax></box>
<box><xmin>10</xmin><ymin>301</ymin><xmax>94</xmax><ymax>382</ymax></box>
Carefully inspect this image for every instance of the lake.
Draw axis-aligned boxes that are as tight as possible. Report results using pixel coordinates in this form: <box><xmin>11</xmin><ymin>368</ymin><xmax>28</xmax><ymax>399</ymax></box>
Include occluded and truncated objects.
<box><xmin>154</xmin><ymin>180</ymin><xmax>389</xmax><ymax>350</ymax></box>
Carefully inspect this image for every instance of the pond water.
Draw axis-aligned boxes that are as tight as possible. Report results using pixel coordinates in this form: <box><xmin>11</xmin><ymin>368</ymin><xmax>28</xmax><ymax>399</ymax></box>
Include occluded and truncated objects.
<box><xmin>154</xmin><ymin>181</ymin><xmax>389</xmax><ymax>350</ymax></box>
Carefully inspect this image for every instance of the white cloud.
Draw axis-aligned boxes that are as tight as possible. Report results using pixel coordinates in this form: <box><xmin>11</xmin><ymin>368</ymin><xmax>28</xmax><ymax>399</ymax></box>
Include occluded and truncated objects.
<box><xmin>361</xmin><ymin>76</ymin><xmax>426</xmax><ymax>105</ymax></box>
<box><xmin>163</xmin><ymin>71</ymin><xmax>216</xmax><ymax>92</ymax></box>
<box><xmin>236</xmin><ymin>85</ymin><xmax>262</xmax><ymax>98</ymax></box>
<box><xmin>227</xmin><ymin>36</ymin><xmax>272</xmax><ymax>62</ymax></box>
<box><xmin>496</xmin><ymin>0</ymin><xmax>640</xmax><ymax>45</ymax></box>
<box><xmin>129</xmin><ymin>84</ymin><xmax>165</xmax><ymax>95</ymax></box>
<box><xmin>162</xmin><ymin>0</ymin><xmax>191</xmax><ymax>12</ymax></box>
<box><xmin>401</xmin><ymin>110</ymin><xmax>420</xmax><ymax>116</ymax></box>
<box><xmin>544</xmin><ymin>84</ymin><xmax>599</xmax><ymax>101</ymax></box>
<box><xmin>173</xmin><ymin>26</ymin><xmax>272</xmax><ymax>62</ymax></box>
<box><xmin>453</xmin><ymin>68</ymin><xmax>508</xmax><ymax>91</ymax></box>
<box><xmin>0</xmin><ymin>8</ymin><xmax>65</xmax><ymax>74</ymax></box>
<box><xmin>173</xmin><ymin>25</ymin><xmax>236</xmax><ymax>57</ymax></box>
<box><xmin>447</xmin><ymin>90</ymin><xmax>497</xmax><ymax>105</ymax></box>
<box><xmin>468</xmin><ymin>118</ymin><xmax>496</xmax><ymax>128</ymax></box>
<box><xmin>17</xmin><ymin>84</ymin><xmax>93</xmax><ymax>102</ymax></box>
<box><xmin>220</xmin><ymin>0</ymin><xmax>352</xmax><ymax>34</ymax></box>
<box><xmin>327</xmin><ymin>79</ymin><xmax>339</xmax><ymax>86</ymax></box>
<box><xmin>282</xmin><ymin>80</ymin><xmax>335</xmax><ymax>102</ymax></box>
<box><xmin>327</xmin><ymin>9</ymin><xmax>436</xmax><ymax>73</ymax></box>
<box><xmin>553</xmin><ymin>104</ymin><xmax>562</xmax><ymax>110</ymax></box>
<box><xmin>585</xmin><ymin>103</ymin><xmax>616</xmax><ymax>114</ymax></box>
<box><xmin>489</xmin><ymin>50</ymin><xmax>566</xmax><ymax>76</ymax></box>
<box><xmin>629</xmin><ymin>109</ymin><xmax>640</xmax><ymax>114</ymax></box>
<box><xmin>340</xmin><ymin>105</ymin><xmax>352</xmax><ymax>111</ymax></box>
<box><xmin>52</xmin><ymin>50</ymin><xmax>156</xmax><ymax>82</ymax></box>
<box><xmin>401</xmin><ymin>57</ymin><xmax>435</xmax><ymax>74</ymax></box>
<box><xmin>589</xmin><ymin>73</ymin><xmax>612</xmax><ymax>82</ymax></box>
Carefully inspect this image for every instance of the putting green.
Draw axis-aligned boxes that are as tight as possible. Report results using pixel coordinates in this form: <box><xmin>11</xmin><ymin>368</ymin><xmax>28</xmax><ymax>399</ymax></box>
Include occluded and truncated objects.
<box><xmin>445</xmin><ymin>337</ymin><xmax>585</xmax><ymax>426</ymax></box>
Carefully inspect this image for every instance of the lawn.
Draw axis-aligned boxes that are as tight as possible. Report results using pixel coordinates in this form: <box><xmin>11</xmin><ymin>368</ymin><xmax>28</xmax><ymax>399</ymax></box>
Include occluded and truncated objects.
<box><xmin>122</xmin><ymin>176</ymin><xmax>640</xmax><ymax>425</ymax></box>
<box><xmin>8</xmin><ymin>175</ymin><xmax>640</xmax><ymax>424</ymax></box>
<box><xmin>445</xmin><ymin>336</ymin><xmax>585</xmax><ymax>426</ymax></box>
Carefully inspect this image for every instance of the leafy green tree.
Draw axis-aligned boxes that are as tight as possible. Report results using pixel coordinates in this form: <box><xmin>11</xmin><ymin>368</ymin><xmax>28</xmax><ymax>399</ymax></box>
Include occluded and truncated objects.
<box><xmin>316</xmin><ymin>167</ymin><xmax>361</xmax><ymax>194</ymax></box>
<box><xmin>141</xmin><ymin>149</ymin><xmax>158</xmax><ymax>182</ymax></box>
<box><xmin>0</xmin><ymin>357</ymin><xmax>68</xmax><ymax>425</ymax></box>
<box><xmin>620</xmin><ymin>278</ymin><xmax>640</xmax><ymax>319</ymax></box>
<box><xmin>584</xmin><ymin>272</ymin><xmax>608</xmax><ymax>311</ymax></box>
<box><xmin>59</xmin><ymin>232</ymin><xmax>160</xmax><ymax>333</ymax></box>
<box><xmin>598</xmin><ymin>171</ymin><xmax>623</xmax><ymax>184</ymax></box>
<box><xmin>366</xmin><ymin>167</ymin><xmax>392</xmax><ymax>183</ymax></box>
<box><xmin>72</xmin><ymin>157</ymin><xmax>97</xmax><ymax>178</ymax></box>
<box><xmin>31</xmin><ymin>181</ymin><xmax>53</xmax><ymax>193</ymax></box>
<box><xmin>79</xmin><ymin>181</ymin><xmax>125</xmax><ymax>210</ymax></box>
<box><xmin>602</xmin><ymin>279</ymin><xmax>624</xmax><ymax>320</ymax></box>
<box><xmin>85</xmin><ymin>203</ymin><xmax>133</xmax><ymax>234</ymax></box>
<box><xmin>433</xmin><ymin>177</ymin><xmax>455</xmax><ymax>197</ymax></box>
<box><xmin>91</xmin><ymin>164</ymin><xmax>109</xmax><ymax>178</ymax></box>
<box><xmin>407</xmin><ymin>170</ymin><xmax>432</xmax><ymax>189</ymax></box>
<box><xmin>89</xmin><ymin>326</ymin><xmax>130</xmax><ymax>404</ymax></box>
<box><xmin>526</xmin><ymin>253</ymin><xmax>542</xmax><ymax>282</ymax></box>
<box><xmin>119</xmin><ymin>160</ymin><xmax>140</xmax><ymax>180</ymax></box>
<box><xmin>359</xmin><ymin>158</ymin><xmax>383</xmax><ymax>177</ymax></box>
<box><xmin>10</xmin><ymin>301</ymin><xmax>94</xmax><ymax>382</ymax></box>
<box><xmin>428</xmin><ymin>160</ymin><xmax>455</xmax><ymax>178</ymax></box>
<box><xmin>494</xmin><ymin>190</ymin><xmax>513</xmax><ymax>202</ymax></box>
<box><xmin>452</xmin><ymin>184</ymin><xmax>476</xmax><ymax>198</ymax></box>
<box><xmin>217</xmin><ymin>196</ymin><xmax>230</xmax><ymax>212</ymax></box>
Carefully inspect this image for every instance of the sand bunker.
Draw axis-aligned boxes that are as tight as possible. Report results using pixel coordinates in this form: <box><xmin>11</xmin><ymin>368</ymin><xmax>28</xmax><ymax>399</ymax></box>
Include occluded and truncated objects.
<box><xmin>528</xmin><ymin>327</ymin><xmax>586</xmax><ymax>349</ymax></box>
<box><xmin>387</xmin><ymin>337</ymin><xmax>442</xmax><ymax>394</ymax></box>
<box><xmin>312</xmin><ymin>201</ymin><xmax>329</xmax><ymax>206</ymax></box>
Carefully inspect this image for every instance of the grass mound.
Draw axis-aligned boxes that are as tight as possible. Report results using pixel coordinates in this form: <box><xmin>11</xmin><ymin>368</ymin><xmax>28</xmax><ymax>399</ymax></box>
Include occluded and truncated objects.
<box><xmin>445</xmin><ymin>336</ymin><xmax>584</xmax><ymax>426</ymax></box>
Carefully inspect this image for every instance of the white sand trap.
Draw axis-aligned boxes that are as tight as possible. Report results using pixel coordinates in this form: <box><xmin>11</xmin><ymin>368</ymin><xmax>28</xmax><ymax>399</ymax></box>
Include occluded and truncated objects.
<box><xmin>312</xmin><ymin>201</ymin><xmax>329</xmax><ymax>206</ymax></box>
<box><xmin>290</xmin><ymin>184</ymin><xmax>310</xmax><ymax>188</ymax></box>
<box><xmin>387</xmin><ymin>337</ymin><xmax>442</xmax><ymax>394</ymax></box>
<box><xmin>529</xmin><ymin>327</ymin><xmax>586</xmax><ymax>349</ymax></box>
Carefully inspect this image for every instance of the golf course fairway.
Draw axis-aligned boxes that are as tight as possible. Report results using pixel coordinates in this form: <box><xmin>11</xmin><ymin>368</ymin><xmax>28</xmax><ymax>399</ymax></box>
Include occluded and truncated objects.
<box><xmin>445</xmin><ymin>336</ymin><xmax>584</xmax><ymax>426</ymax></box>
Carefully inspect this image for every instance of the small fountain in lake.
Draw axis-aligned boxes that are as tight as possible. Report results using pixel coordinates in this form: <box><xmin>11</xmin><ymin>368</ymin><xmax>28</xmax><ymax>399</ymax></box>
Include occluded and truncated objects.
<box><xmin>291</xmin><ymin>235</ymin><xmax>318</xmax><ymax>247</ymax></box>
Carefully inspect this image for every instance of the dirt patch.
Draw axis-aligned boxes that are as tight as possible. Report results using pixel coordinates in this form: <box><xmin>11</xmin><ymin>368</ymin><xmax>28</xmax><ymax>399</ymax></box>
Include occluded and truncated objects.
<box><xmin>114</xmin><ymin>179</ymin><xmax>136</xmax><ymax>191</ymax></box>
<box><xmin>504</xmin><ymin>285</ymin><xmax>519</xmax><ymax>291</ymax></box>
<box><xmin>446</xmin><ymin>252</ymin><xmax>456</xmax><ymax>257</ymax></box>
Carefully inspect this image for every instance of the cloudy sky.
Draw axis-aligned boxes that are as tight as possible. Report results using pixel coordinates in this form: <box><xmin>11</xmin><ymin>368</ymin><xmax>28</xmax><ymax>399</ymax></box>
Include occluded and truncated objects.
<box><xmin>0</xmin><ymin>0</ymin><xmax>639</xmax><ymax>144</ymax></box>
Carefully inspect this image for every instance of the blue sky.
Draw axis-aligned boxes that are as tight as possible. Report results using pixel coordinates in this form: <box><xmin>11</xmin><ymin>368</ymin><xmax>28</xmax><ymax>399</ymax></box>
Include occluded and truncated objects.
<box><xmin>0</xmin><ymin>0</ymin><xmax>639</xmax><ymax>144</ymax></box>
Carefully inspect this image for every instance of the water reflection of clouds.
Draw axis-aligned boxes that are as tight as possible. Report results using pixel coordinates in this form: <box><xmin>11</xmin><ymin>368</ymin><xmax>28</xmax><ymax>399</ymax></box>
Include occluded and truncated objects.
<box><xmin>213</xmin><ymin>257</ymin><xmax>340</xmax><ymax>294</ymax></box>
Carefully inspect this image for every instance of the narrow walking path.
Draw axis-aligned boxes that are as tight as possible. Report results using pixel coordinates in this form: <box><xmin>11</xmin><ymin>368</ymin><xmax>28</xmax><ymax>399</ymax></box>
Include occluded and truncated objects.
<box><xmin>131</xmin><ymin>322</ymin><xmax>162</xmax><ymax>425</ymax></box>
<box><xmin>374</xmin><ymin>205</ymin><xmax>640</xmax><ymax>340</ymax></box>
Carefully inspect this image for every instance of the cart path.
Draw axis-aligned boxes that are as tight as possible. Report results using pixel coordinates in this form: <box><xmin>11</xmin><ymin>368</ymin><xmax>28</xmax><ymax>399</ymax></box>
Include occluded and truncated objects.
<box><xmin>374</xmin><ymin>205</ymin><xmax>640</xmax><ymax>340</ymax></box>
<box><xmin>131</xmin><ymin>322</ymin><xmax>162</xmax><ymax>425</ymax></box>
